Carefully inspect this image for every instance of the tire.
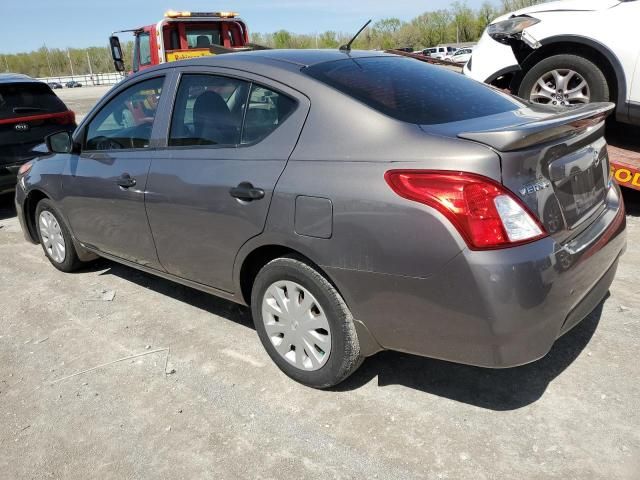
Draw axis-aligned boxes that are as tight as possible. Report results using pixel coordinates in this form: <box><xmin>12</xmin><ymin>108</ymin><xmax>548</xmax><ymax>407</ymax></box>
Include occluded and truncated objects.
<box><xmin>518</xmin><ymin>54</ymin><xmax>609</xmax><ymax>107</ymax></box>
<box><xmin>251</xmin><ymin>255</ymin><xmax>363</xmax><ymax>388</ymax></box>
<box><xmin>35</xmin><ymin>199</ymin><xmax>83</xmax><ymax>272</ymax></box>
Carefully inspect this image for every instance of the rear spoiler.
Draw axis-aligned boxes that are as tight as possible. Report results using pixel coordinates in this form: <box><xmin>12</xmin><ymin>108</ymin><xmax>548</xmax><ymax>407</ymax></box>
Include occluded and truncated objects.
<box><xmin>458</xmin><ymin>102</ymin><xmax>615</xmax><ymax>151</ymax></box>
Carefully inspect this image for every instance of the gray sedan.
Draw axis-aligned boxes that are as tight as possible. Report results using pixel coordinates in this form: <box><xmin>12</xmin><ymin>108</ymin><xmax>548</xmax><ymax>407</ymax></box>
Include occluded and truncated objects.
<box><xmin>15</xmin><ymin>50</ymin><xmax>626</xmax><ymax>388</ymax></box>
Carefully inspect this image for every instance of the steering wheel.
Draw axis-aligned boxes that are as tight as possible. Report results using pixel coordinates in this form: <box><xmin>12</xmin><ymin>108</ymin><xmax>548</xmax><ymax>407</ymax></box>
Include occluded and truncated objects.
<box><xmin>92</xmin><ymin>136</ymin><xmax>125</xmax><ymax>151</ymax></box>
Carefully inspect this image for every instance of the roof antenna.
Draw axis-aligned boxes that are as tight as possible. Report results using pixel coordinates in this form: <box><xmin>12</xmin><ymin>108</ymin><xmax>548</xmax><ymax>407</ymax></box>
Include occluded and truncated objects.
<box><xmin>339</xmin><ymin>19</ymin><xmax>372</xmax><ymax>52</ymax></box>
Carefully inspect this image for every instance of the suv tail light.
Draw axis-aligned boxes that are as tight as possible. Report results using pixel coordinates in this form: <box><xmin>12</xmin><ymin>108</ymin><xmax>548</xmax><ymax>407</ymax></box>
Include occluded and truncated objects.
<box><xmin>54</xmin><ymin>110</ymin><xmax>76</xmax><ymax>125</ymax></box>
<box><xmin>385</xmin><ymin>170</ymin><xmax>547</xmax><ymax>249</ymax></box>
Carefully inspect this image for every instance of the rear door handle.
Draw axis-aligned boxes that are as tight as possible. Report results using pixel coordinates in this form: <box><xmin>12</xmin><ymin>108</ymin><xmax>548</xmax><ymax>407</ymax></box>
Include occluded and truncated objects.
<box><xmin>229</xmin><ymin>182</ymin><xmax>265</xmax><ymax>201</ymax></box>
<box><xmin>116</xmin><ymin>173</ymin><xmax>137</xmax><ymax>188</ymax></box>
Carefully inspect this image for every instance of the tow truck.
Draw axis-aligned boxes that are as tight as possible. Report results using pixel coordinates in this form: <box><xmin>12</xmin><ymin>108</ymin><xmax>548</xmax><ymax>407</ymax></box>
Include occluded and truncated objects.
<box><xmin>109</xmin><ymin>10</ymin><xmax>250</xmax><ymax>74</ymax></box>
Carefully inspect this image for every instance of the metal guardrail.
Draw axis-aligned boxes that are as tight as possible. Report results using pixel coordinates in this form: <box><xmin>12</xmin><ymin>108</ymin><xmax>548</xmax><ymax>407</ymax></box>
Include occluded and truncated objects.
<box><xmin>36</xmin><ymin>72</ymin><xmax>125</xmax><ymax>86</ymax></box>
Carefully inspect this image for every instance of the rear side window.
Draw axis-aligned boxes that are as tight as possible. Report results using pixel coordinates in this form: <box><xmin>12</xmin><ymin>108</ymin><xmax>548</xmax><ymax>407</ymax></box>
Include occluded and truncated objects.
<box><xmin>169</xmin><ymin>74</ymin><xmax>249</xmax><ymax>147</ymax></box>
<box><xmin>305</xmin><ymin>57</ymin><xmax>519</xmax><ymax>125</ymax></box>
<box><xmin>242</xmin><ymin>84</ymin><xmax>296</xmax><ymax>144</ymax></box>
<box><xmin>0</xmin><ymin>82</ymin><xmax>67</xmax><ymax>120</ymax></box>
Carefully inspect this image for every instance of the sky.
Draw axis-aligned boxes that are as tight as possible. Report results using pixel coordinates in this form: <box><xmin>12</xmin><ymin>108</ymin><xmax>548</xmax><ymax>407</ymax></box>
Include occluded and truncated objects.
<box><xmin>1</xmin><ymin>0</ymin><xmax>487</xmax><ymax>54</ymax></box>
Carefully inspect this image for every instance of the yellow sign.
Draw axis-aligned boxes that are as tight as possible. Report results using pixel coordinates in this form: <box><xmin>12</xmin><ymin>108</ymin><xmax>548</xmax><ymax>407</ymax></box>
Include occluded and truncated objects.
<box><xmin>166</xmin><ymin>50</ymin><xmax>214</xmax><ymax>62</ymax></box>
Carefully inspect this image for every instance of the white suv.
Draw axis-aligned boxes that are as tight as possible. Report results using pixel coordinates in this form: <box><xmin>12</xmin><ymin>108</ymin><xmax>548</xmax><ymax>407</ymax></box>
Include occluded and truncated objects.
<box><xmin>423</xmin><ymin>46</ymin><xmax>458</xmax><ymax>60</ymax></box>
<box><xmin>464</xmin><ymin>0</ymin><xmax>640</xmax><ymax>126</ymax></box>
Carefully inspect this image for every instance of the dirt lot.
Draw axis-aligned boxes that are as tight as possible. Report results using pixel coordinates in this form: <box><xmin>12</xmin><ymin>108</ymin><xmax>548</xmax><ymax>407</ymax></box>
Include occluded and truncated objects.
<box><xmin>55</xmin><ymin>86</ymin><xmax>113</xmax><ymax>123</ymax></box>
<box><xmin>1</xmin><ymin>88</ymin><xmax>640</xmax><ymax>479</ymax></box>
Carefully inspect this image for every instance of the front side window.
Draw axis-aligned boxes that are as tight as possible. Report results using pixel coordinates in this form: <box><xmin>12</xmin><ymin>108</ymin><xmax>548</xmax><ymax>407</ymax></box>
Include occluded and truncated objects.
<box><xmin>242</xmin><ymin>84</ymin><xmax>296</xmax><ymax>144</ymax></box>
<box><xmin>137</xmin><ymin>33</ymin><xmax>152</xmax><ymax>67</ymax></box>
<box><xmin>85</xmin><ymin>77</ymin><xmax>164</xmax><ymax>151</ymax></box>
<box><xmin>169</xmin><ymin>74</ymin><xmax>249</xmax><ymax>147</ymax></box>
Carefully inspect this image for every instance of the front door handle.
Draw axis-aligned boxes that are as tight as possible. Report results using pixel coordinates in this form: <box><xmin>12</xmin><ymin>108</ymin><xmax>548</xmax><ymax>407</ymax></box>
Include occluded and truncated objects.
<box><xmin>116</xmin><ymin>173</ymin><xmax>137</xmax><ymax>189</ymax></box>
<box><xmin>230</xmin><ymin>182</ymin><xmax>265</xmax><ymax>201</ymax></box>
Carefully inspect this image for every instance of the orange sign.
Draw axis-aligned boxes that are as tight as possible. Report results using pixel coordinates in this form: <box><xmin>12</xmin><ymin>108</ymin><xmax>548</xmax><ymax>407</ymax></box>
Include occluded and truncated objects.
<box><xmin>611</xmin><ymin>163</ymin><xmax>640</xmax><ymax>191</ymax></box>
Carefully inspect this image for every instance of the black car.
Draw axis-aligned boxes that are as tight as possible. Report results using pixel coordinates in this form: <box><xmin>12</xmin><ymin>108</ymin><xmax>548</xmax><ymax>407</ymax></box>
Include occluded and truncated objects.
<box><xmin>0</xmin><ymin>74</ymin><xmax>76</xmax><ymax>194</ymax></box>
<box><xmin>48</xmin><ymin>82</ymin><xmax>63</xmax><ymax>89</ymax></box>
<box><xmin>65</xmin><ymin>81</ymin><xmax>82</xmax><ymax>88</ymax></box>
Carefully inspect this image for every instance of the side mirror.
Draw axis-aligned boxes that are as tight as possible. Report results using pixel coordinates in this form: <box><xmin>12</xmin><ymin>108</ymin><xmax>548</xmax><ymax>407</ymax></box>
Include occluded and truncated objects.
<box><xmin>46</xmin><ymin>131</ymin><xmax>73</xmax><ymax>154</ymax></box>
<box><xmin>109</xmin><ymin>35</ymin><xmax>125</xmax><ymax>72</ymax></box>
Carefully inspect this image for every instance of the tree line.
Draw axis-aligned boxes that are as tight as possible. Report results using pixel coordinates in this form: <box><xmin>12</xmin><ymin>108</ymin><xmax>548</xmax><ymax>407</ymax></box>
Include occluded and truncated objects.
<box><xmin>0</xmin><ymin>43</ymin><xmax>134</xmax><ymax>79</ymax></box>
<box><xmin>0</xmin><ymin>0</ymin><xmax>544</xmax><ymax>78</ymax></box>
<box><xmin>252</xmin><ymin>0</ymin><xmax>545</xmax><ymax>50</ymax></box>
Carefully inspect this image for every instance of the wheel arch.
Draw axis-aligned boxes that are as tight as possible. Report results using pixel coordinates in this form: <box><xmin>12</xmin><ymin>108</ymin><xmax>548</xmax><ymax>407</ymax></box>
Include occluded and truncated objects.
<box><xmin>235</xmin><ymin>242</ymin><xmax>383</xmax><ymax>357</ymax></box>
<box><xmin>23</xmin><ymin>189</ymin><xmax>50</xmax><ymax>243</ymax></box>
<box><xmin>237</xmin><ymin>243</ymin><xmax>332</xmax><ymax>307</ymax></box>
<box><xmin>517</xmin><ymin>35</ymin><xmax>627</xmax><ymax>117</ymax></box>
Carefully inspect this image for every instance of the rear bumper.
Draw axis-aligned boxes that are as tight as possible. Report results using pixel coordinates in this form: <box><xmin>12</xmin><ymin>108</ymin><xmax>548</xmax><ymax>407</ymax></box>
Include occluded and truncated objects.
<box><xmin>328</xmin><ymin>185</ymin><xmax>626</xmax><ymax>367</ymax></box>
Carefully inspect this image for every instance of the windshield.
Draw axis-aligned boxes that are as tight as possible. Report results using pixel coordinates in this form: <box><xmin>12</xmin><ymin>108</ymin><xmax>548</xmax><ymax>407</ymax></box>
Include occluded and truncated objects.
<box><xmin>304</xmin><ymin>56</ymin><xmax>520</xmax><ymax>125</ymax></box>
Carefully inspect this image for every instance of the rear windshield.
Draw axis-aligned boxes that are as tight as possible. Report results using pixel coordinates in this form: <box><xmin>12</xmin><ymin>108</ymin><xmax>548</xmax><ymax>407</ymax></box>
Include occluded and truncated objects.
<box><xmin>0</xmin><ymin>82</ymin><xmax>67</xmax><ymax>120</ymax></box>
<box><xmin>304</xmin><ymin>56</ymin><xmax>520</xmax><ymax>125</ymax></box>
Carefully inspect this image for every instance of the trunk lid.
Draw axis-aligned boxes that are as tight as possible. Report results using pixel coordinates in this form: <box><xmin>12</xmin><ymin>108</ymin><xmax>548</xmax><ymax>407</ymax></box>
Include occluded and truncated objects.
<box><xmin>457</xmin><ymin>102</ymin><xmax>615</xmax><ymax>242</ymax></box>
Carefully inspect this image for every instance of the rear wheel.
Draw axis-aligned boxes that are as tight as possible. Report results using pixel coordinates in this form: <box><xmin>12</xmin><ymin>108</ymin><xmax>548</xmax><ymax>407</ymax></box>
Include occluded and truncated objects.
<box><xmin>518</xmin><ymin>54</ymin><xmax>609</xmax><ymax>107</ymax></box>
<box><xmin>251</xmin><ymin>256</ymin><xmax>363</xmax><ymax>388</ymax></box>
<box><xmin>35</xmin><ymin>199</ymin><xmax>83</xmax><ymax>272</ymax></box>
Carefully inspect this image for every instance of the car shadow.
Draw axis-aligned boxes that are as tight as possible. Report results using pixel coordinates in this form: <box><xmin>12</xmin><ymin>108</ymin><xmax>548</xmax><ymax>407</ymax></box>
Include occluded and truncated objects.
<box><xmin>99</xmin><ymin>258</ymin><xmax>604</xmax><ymax>410</ymax></box>
<box><xmin>97</xmin><ymin>260</ymin><xmax>253</xmax><ymax>328</ymax></box>
<box><xmin>333</xmin><ymin>300</ymin><xmax>604</xmax><ymax>410</ymax></box>
<box><xmin>0</xmin><ymin>193</ymin><xmax>17</xmax><ymax>221</ymax></box>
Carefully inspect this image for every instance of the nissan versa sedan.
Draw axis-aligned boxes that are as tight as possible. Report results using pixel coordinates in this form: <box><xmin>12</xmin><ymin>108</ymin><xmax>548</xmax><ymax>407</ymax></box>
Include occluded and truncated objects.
<box><xmin>15</xmin><ymin>50</ymin><xmax>626</xmax><ymax>388</ymax></box>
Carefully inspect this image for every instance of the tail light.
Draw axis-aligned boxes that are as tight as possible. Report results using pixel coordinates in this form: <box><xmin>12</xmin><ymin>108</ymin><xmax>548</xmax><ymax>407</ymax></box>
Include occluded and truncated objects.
<box><xmin>18</xmin><ymin>161</ymin><xmax>33</xmax><ymax>176</ymax></box>
<box><xmin>385</xmin><ymin>170</ymin><xmax>547</xmax><ymax>250</ymax></box>
<box><xmin>0</xmin><ymin>110</ymin><xmax>75</xmax><ymax>126</ymax></box>
<box><xmin>54</xmin><ymin>110</ymin><xmax>76</xmax><ymax>125</ymax></box>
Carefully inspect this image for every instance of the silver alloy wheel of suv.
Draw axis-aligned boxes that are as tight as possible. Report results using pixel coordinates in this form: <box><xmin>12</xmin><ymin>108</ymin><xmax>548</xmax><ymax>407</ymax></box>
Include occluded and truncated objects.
<box><xmin>261</xmin><ymin>280</ymin><xmax>332</xmax><ymax>371</ymax></box>
<box><xmin>529</xmin><ymin>69</ymin><xmax>591</xmax><ymax>106</ymax></box>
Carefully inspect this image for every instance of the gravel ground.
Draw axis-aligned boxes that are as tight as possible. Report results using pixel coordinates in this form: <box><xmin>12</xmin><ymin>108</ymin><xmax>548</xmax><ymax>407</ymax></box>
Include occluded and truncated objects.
<box><xmin>1</xmin><ymin>88</ymin><xmax>639</xmax><ymax>479</ymax></box>
<box><xmin>55</xmin><ymin>86</ymin><xmax>113</xmax><ymax>123</ymax></box>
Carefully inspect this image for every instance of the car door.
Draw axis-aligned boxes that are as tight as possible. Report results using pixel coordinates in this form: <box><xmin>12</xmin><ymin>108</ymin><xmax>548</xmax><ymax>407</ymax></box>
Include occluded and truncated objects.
<box><xmin>145</xmin><ymin>68</ymin><xmax>309</xmax><ymax>292</ymax></box>
<box><xmin>61</xmin><ymin>75</ymin><xmax>168</xmax><ymax>268</ymax></box>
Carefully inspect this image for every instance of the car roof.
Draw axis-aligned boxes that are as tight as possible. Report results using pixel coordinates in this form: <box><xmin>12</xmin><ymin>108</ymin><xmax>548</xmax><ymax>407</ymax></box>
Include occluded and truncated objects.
<box><xmin>0</xmin><ymin>73</ymin><xmax>43</xmax><ymax>85</ymax></box>
<box><xmin>142</xmin><ymin>48</ymin><xmax>396</xmax><ymax>77</ymax></box>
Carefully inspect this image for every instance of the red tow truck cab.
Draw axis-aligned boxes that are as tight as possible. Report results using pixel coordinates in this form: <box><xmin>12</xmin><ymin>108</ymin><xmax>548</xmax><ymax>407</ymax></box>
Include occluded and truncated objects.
<box><xmin>110</xmin><ymin>10</ymin><xmax>250</xmax><ymax>74</ymax></box>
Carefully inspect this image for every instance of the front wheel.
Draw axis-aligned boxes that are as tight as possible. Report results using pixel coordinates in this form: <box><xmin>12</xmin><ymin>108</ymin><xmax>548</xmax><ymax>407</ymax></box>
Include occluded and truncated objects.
<box><xmin>35</xmin><ymin>199</ymin><xmax>83</xmax><ymax>272</ymax></box>
<box><xmin>251</xmin><ymin>256</ymin><xmax>363</xmax><ymax>388</ymax></box>
<box><xmin>518</xmin><ymin>54</ymin><xmax>610</xmax><ymax>107</ymax></box>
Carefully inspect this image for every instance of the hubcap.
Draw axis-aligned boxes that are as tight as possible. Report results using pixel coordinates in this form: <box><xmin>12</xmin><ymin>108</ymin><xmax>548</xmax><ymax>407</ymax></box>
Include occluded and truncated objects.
<box><xmin>530</xmin><ymin>69</ymin><xmax>591</xmax><ymax>106</ymax></box>
<box><xmin>261</xmin><ymin>281</ymin><xmax>331</xmax><ymax>371</ymax></box>
<box><xmin>38</xmin><ymin>211</ymin><xmax>66</xmax><ymax>264</ymax></box>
